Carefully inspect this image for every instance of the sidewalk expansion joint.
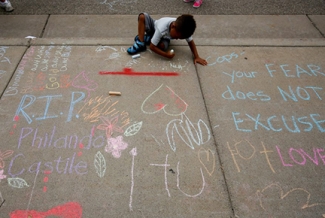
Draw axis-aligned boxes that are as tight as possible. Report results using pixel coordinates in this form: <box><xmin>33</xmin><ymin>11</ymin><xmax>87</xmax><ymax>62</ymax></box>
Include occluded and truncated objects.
<box><xmin>306</xmin><ymin>14</ymin><xmax>325</xmax><ymax>38</ymax></box>
<box><xmin>193</xmin><ymin>63</ymin><xmax>236</xmax><ymax>217</ymax></box>
<box><xmin>39</xmin><ymin>14</ymin><xmax>51</xmax><ymax>38</ymax></box>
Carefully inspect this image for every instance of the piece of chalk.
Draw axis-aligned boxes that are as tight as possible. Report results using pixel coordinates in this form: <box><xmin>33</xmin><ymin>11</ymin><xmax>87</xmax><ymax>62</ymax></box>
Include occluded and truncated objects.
<box><xmin>109</xmin><ymin>91</ymin><xmax>121</xmax><ymax>96</ymax></box>
<box><xmin>132</xmin><ymin>54</ymin><xmax>141</xmax><ymax>59</ymax></box>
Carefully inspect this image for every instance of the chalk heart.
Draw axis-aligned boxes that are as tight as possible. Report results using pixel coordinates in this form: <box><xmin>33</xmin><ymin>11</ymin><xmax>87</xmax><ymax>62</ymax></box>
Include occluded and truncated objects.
<box><xmin>72</xmin><ymin>71</ymin><xmax>98</xmax><ymax>90</ymax></box>
<box><xmin>198</xmin><ymin>148</ymin><xmax>215</xmax><ymax>176</ymax></box>
<box><xmin>141</xmin><ymin>84</ymin><xmax>188</xmax><ymax>116</ymax></box>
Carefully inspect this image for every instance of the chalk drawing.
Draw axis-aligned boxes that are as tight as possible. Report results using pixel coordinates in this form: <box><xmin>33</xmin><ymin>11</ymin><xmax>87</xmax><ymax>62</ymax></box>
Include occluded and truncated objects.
<box><xmin>77</xmin><ymin>95</ymin><xmax>127</xmax><ymax>123</ymax></box>
<box><xmin>100</xmin><ymin>68</ymin><xmax>179</xmax><ymax>76</ymax></box>
<box><xmin>0</xmin><ymin>46</ymin><xmax>9</xmax><ymax>53</ymax></box>
<box><xmin>260</xmin><ymin>142</ymin><xmax>276</xmax><ymax>173</ymax></box>
<box><xmin>98</xmin><ymin>46</ymin><xmax>122</xmax><ymax>61</ymax></box>
<box><xmin>95</xmin><ymin>46</ymin><xmax>117</xmax><ymax>53</ymax></box>
<box><xmin>0</xmin><ymin>170</ymin><xmax>6</xmax><ymax>181</ymax></box>
<box><xmin>176</xmin><ymin>161</ymin><xmax>205</xmax><ymax>197</ymax></box>
<box><xmin>0</xmin><ymin>59</ymin><xmax>9</xmax><ymax>65</ymax></box>
<box><xmin>166</xmin><ymin>113</ymin><xmax>211</xmax><ymax>152</ymax></box>
<box><xmin>26</xmin><ymin>170</ymin><xmax>39</xmax><ymax>213</ymax></box>
<box><xmin>150</xmin><ymin>155</ymin><xmax>207</xmax><ymax>198</ymax></box>
<box><xmin>141</xmin><ymin>84</ymin><xmax>188</xmax><ymax>116</ymax></box>
<box><xmin>124</xmin><ymin>121</ymin><xmax>143</xmax><ymax>137</ymax></box>
<box><xmin>8</xmin><ymin>152</ymin><xmax>88</xmax><ymax>177</ymax></box>
<box><xmin>105</xmin><ymin>136</ymin><xmax>128</xmax><ymax>158</ymax></box>
<box><xmin>129</xmin><ymin>147</ymin><xmax>137</xmax><ymax>211</ymax></box>
<box><xmin>150</xmin><ymin>154</ymin><xmax>171</xmax><ymax>197</ymax></box>
<box><xmin>265</xmin><ymin>63</ymin><xmax>325</xmax><ymax>78</ymax></box>
<box><xmin>43</xmin><ymin>170</ymin><xmax>51</xmax><ymax>193</ymax></box>
<box><xmin>72</xmin><ymin>71</ymin><xmax>98</xmax><ymax>99</ymax></box>
<box><xmin>10</xmin><ymin>201</ymin><xmax>82</xmax><ymax>218</ymax></box>
<box><xmin>3</xmin><ymin>47</ymin><xmax>34</xmax><ymax>97</ymax></box>
<box><xmin>222</xmin><ymin>70</ymin><xmax>258</xmax><ymax>84</ymax></box>
<box><xmin>226</xmin><ymin>139</ymin><xmax>278</xmax><ymax>173</ymax></box>
<box><xmin>126</xmin><ymin>59</ymin><xmax>140</xmax><ymax>68</ymax></box>
<box><xmin>97</xmin><ymin>116</ymin><xmax>124</xmax><ymax>139</ymax></box>
<box><xmin>228</xmin><ymin>139</ymin><xmax>256</xmax><ymax>162</ymax></box>
<box><xmin>0</xmin><ymin>46</ymin><xmax>9</xmax><ymax>56</ymax></box>
<box><xmin>106</xmin><ymin>52</ymin><xmax>120</xmax><ymax>60</ymax></box>
<box><xmin>222</xmin><ymin>86</ymin><xmax>271</xmax><ymax>101</ymax></box>
<box><xmin>277</xmin><ymin>85</ymin><xmax>323</xmax><ymax>102</ymax></box>
<box><xmin>198</xmin><ymin>148</ymin><xmax>215</xmax><ymax>176</ymax></box>
<box><xmin>276</xmin><ymin>146</ymin><xmax>325</xmax><ymax>167</ymax></box>
<box><xmin>14</xmin><ymin>92</ymin><xmax>85</xmax><ymax>124</ymax></box>
<box><xmin>207</xmin><ymin>51</ymin><xmax>244</xmax><ymax>66</ymax></box>
<box><xmin>232</xmin><ymin>112</ymin><xmax>325</xmax><ymax>133</ymax></box>
<box><xmin>256</xmin><ymin>182</ymin><xmax>325</xmax><ymax>210</ymax></box>
<box><xmin>0</xmin><ymin>70</ymin><xmax>6</xmax><ymax>79</ymax></box>
<box><xmin>7</xmin><ymin>177</ymin><xmax>29</xmax><ymax>188</ymax></box>
<box><xmin>0</xmin><ymin>46</ymin><xmax>11</xmax><ymax>64</ymax></box>
<box><xmin>0</xmin><ymin>150</ymin><xmax>14</xmax><ymax>168</ymax></box>
<box><xmin>78</xmin><ymin>143</ymin><xmax>84</xmax><ymax>157</ymax></box>
<box><xmin>94</xmin><ymin>151</ymin><xmax>106</xmax><ymax>178</ymax></box>
<box><xmin>169</xmin><ymin>60</ymin><xmax>188</xmax><ymax>71</ymax></box>
<box><xmin>151</xmin><ymin>134</ymin><xmax>165</xmax><ymax>146</ymax></box>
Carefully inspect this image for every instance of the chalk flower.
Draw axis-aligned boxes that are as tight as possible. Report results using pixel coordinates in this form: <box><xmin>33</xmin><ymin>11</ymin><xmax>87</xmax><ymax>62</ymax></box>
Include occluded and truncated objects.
<box><xmin>105</xmin><ymin>136</ymin><xmax>128</xmax><ymax>158</ymax></box>
<box><xmin>97</xmin><ymin>116</ymin><xmax>124</xmax><ymax>139</ymax></box>
<box><xmin>0</xmin><ymin>170</ymin><xmax>7</xmax><ymax>181</ymax></box>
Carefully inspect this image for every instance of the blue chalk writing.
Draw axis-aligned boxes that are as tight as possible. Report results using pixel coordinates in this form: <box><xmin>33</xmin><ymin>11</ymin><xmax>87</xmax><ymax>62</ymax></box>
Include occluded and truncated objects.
<box><xmin>14</xmin><ymin>95</ymin><xmax>37</xmax><ymax>124</ymax></box>
<box><xmin>207</xmin><ymin>52</ymin><xmax>242</xmax><ymax>66</ymax></box>
<box><xmin>222</xmin><ymin>86</ymin><xmax>271</xmax><ymax>101</ymax></box>
<box><xmin>67</xmin><ymin>92</ymin><xmax>85</xmax><ymax>122</ymax></box>
<box><xmin>232</xmin><ymin>112</ymin><xmax>325</xmax><ymax>133</ymax></box>
<box><xmin>278</xmin><ymin>86</ymin><xmax>323</xmax><ymax>102</ymax></box>
<box><xmin>265</xmin><ymin>64</ymin><xmax>325</xmax><ymax>78</ymax></box>
<box><xmin>222</xmin><ymin>70</ymin><xmax>257</xmax><ymax>83</ymax></box>
<box><xmin>14</xmin><ymin>92</ymin><xmax>85</xmax><ymax>124</ymax></box>
<box><xmin>36</xmin><ymin>95</ymin><xmax>62</xmax><ymax>121</ymax></box>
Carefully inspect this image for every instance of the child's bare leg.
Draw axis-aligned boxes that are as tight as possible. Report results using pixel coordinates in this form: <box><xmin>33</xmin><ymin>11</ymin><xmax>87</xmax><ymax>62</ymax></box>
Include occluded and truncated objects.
<box><xmin>138</xmin><ymin>14</ymin><xmax>146</xmax><ymax>42</ymax></box>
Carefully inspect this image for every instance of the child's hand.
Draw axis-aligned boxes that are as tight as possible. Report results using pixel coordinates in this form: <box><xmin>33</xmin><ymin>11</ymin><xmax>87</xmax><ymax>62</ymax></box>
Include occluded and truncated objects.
<box><xmin>167</xmin><ymin>50</ymin><xmax>175</xmax><ymax>59</ymax></box>
<box><xmin>194</xmin><ymin>57</ymin><xmax>208</xmax><ymax>66</ymax></box>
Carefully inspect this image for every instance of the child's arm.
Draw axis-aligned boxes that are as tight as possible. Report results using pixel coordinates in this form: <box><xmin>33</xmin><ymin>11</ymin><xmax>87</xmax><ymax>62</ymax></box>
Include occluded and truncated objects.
<box><xmin>187</xmin><ymin>40</ymin><xmax>208</xmax><ymax>66</ymax></box>
<box><xmin>150</xmin><ymin>43</ymin><xmax>175</xmax><ymax>59</ymax></box>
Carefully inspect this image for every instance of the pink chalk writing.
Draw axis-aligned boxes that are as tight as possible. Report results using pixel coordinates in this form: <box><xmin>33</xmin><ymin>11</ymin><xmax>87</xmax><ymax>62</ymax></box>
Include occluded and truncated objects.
<box><xmin>276</xmin><ymin>146</ymin><xmax>325</xmax><ymax>166</ymax></box>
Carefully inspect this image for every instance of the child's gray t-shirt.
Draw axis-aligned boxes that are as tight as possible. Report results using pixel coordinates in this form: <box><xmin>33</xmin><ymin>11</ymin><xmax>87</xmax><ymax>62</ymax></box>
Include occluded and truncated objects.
<box><xmin>151</xmin><ymin>17</ymin><xmax>193</xmax><ymax>46</ymax></box>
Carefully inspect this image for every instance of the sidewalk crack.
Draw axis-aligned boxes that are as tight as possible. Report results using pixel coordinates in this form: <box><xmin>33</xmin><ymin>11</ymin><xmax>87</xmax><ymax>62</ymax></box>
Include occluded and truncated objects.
<box><xmin>194</xmin><ymin>62</ymin><xmax>236</xmax><ymax>217</ymax></box>
<box><xmin>306</xmin><ymin>14</ymin><xmax>325</xmax><ymax>38</ymax></box>
<box><xmin>40</xmin><ymin>14</ymin><xmax>51</xmax><ymax>38</ymax></box>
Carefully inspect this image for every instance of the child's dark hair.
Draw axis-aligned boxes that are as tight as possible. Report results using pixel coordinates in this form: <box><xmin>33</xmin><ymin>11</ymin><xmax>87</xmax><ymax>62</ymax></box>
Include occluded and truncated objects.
<box><xmin>175</xmin><ymin>14</ymin><xmax>196</xmax><ymax>39</ymax></box>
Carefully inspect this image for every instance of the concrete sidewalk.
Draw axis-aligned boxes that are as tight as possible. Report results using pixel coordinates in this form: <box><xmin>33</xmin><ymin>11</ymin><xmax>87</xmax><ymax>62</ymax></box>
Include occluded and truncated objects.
<box><xmin>0</xmin><ymin>15</ymin><xmax>325</xmax><ymax>218</ymax></box>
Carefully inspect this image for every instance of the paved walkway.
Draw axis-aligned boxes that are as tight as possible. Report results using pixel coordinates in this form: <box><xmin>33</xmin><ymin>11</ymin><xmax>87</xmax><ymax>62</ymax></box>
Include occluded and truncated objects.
<box><xmin>0</xmin><ymin>15</ymin><xmax>325</xmax><ymax>217</ymax></box>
